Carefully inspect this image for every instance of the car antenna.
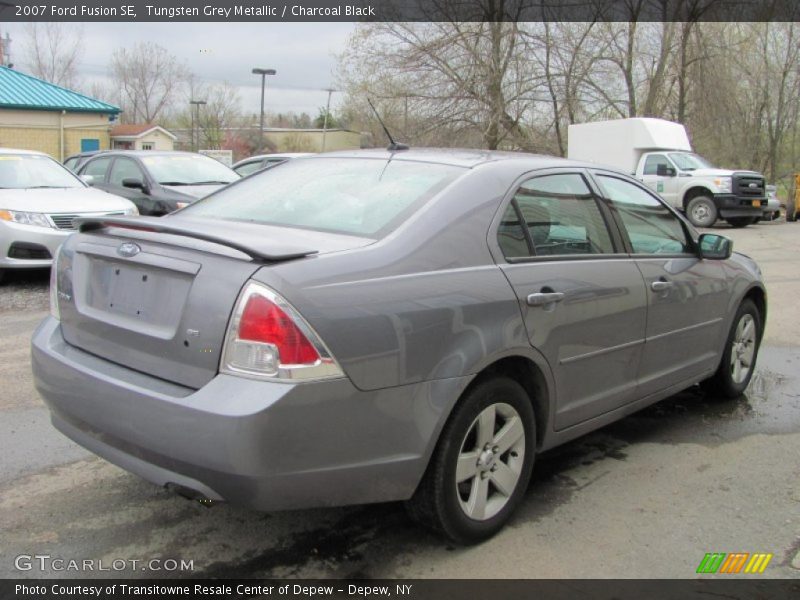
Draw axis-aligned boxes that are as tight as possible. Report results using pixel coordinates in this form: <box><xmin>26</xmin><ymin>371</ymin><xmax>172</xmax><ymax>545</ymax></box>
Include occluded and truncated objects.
<box><xmin>367</xmin><ymin>98</ymin><xmax>409</xmax><ymax>152</ymax></box>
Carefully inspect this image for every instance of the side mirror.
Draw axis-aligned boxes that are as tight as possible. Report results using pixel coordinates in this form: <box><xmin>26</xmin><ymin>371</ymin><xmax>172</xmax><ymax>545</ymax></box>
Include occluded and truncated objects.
<box><xmin>657</xmin><ymin>164</ymin><xmax>676</xmax><ymax>177</ymax></box>
<box><xmin>698</xmin><ymin>233</ymin><xmax>733</xmax><ymax>260</ymax></box>
<box><xmin>80</xmin><ymin>174</ymin><xmax>95</xmax><ymax>186</ymax></box>
<box><xmin>122</xmin><ymin>178</ymin><xmax>148</xmax><ymax>193</ymax></box>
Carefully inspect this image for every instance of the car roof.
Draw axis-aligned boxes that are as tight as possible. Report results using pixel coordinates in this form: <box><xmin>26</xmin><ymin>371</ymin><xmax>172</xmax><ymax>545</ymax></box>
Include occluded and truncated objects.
<box><xmin>314</xmin><ymin>147</ymin><xmax>602</xmax><ymax>170</ymax></box>
<box><xmin>83</xmin><ymin>150</ymin><xmax>207</xmax><ymax>158</ymax></box>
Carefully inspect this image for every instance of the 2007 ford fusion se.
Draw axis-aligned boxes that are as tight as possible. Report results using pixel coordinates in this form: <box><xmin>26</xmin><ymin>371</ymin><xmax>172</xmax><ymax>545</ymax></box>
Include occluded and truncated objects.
<box><xmin>32</xmin><ymin>149</ymin><xmax>765</xmax><ymax>543</ymax></box>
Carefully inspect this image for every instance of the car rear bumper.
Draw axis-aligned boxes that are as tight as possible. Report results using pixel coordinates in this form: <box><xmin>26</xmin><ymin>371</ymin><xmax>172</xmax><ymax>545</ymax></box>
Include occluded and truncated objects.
<box><xmin>31</xmin><ymin>317</ymin><xmax>466</xmax><ymax>510</ymax></box>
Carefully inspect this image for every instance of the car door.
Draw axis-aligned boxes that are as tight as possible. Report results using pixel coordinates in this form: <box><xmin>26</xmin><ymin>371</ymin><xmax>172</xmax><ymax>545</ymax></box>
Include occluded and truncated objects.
<box><xmin>107</xmin><ymin>157</ymin><xmax>153</xmax><ymax>214</ymax></box>
<box><xmin>494</xmin><ymin>171</ymin><xmax>648</xmax><ymax>430</ymax></box>
<box><xmin>593</xmin><ymin>172</ymin><xmax>730</xmax><ymax>397</ymax></box>
<box><xmin>641</xmin><ymin>153</ymin><xmax>680</xmax><ymax>207</ymax></box>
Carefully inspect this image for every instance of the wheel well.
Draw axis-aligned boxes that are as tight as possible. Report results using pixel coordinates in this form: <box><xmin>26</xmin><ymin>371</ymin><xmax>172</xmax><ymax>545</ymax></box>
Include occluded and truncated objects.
<box><xmin>744</xmin><ymin>287</ymin><xmax>767</xmax><ymax>341</ymax></box>
<box><xmin>682</xmin><ymin>187</ymin><xmax>713</xmax><ymax>211</ymax></box>
<box><xmin>468</xmin><ymin>356</ymin><xmax>549</xmax><ymax>450</ymax></box>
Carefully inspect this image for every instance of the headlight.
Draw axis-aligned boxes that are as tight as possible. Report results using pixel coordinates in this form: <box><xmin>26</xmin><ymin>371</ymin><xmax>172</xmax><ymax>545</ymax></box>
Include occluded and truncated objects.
<box><xmin>0</xmin><ymin>209</ymin><xmax>52</xmax><ymax>228</ymax></box>
<box><xmin>125</xmin><ymin>205</ymin><xmax>140</xmax><ymax>216</ymax></box>
<box><xmin>713</xmin><ymin>177</ymin><xmax>732</xmax><ymax>193</ymax></box>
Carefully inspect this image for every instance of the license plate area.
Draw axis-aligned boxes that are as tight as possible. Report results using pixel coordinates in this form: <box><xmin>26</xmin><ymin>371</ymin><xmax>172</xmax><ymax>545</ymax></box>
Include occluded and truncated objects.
<box><xmin>74</xmin><ymin>254</ymin><xmax>194</xmax><ymax>339</ymax></box>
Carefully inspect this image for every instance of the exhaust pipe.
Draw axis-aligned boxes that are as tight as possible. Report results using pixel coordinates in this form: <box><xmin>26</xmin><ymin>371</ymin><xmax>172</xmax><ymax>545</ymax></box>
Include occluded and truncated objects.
<box><xmin>165</xmin><ymin>483</ymin><xmax>217</xmax><ymax>507</ymax></box>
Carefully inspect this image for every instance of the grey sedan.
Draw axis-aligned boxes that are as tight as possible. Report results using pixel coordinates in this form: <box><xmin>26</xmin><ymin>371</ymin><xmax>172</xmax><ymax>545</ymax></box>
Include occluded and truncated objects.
<box><xmin>32</xmin><ymin>149</ymin><xmax>765</xmax><ymax>543</ymax></box>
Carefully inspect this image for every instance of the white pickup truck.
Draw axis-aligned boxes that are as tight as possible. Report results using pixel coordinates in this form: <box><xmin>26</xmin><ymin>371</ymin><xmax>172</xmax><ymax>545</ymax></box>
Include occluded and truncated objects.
<box><xmin>568</xmin><ymin>118</ymin><xmax>766</xmax><ymax>228</ymax></box>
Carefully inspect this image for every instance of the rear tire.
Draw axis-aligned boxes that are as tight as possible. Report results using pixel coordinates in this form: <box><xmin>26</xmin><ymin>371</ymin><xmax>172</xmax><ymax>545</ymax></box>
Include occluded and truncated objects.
<box><xmin>701</xmin><ymin>299</ymin><xmax>761</xmax><ymax>399</ymax></box>
<box><xmin>406</xmin><ymin>377</ymin><xmax>535</xmax><ymax>544</ymax></box>
<box><xmin>686</xmin><ymin>196</ymin><xmax>718</xmax><ymax>228</ymax></box>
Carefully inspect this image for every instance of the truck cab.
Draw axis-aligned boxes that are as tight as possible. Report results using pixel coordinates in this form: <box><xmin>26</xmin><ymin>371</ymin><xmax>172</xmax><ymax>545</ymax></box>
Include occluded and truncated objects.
<box><xmin>638</xmin><ymin>151</ymin><xmax>765</xmax><ymax>228</ymax></box>
<box><xmin>568</xmin><ymin>118</ymin><xmax>766</xmax><ymax>228</ymax></box>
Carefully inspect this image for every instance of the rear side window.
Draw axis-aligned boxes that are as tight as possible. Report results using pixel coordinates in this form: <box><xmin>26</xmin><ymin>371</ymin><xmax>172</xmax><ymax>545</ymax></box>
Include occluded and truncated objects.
<box><xmin>498</xmin><ymin>173</ymin><xmax>614</xmax><ymax>258</ymax></box>
<box><xmin>183</xmin><ymin>158</ymin><xmax>465</xmax><ymax>237</ymax></box>
<box><xmin>234</xmin><ymin>161</ymin><xmax>264</xmax><ymax>177</ymax></box>
<box><xmin>598</xmin><ymin>175</ymin><xmax>692</xmax><ymax>255</ymax></box>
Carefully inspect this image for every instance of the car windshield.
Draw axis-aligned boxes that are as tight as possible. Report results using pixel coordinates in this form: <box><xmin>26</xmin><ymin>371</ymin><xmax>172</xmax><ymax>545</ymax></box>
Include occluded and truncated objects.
<box><xmin>668</xmin><ymin>152</ymin><xmax>715</xmax><ymax>171</ymax></box>
<box><xmin>0</xmin><ymin>154</ymin><xmax>83</xmax><ymax>189</ymax></box>
<box><xmin>141</xmin><ymin>154</ymin><xmax>239</xmax><ymax>185</ymax></box>
<box><xmin>181</xmin><ymin>157</ymin><xmax>466</xmax><ymax>237</ymax></box>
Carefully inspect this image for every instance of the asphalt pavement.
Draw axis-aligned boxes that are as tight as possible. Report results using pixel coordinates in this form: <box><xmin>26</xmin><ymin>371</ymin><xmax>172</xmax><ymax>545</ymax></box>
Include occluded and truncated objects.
<box><xmin>1</xmin><ymin>221</ymin><xmax>798</xmax><ymax>579</ymax></box>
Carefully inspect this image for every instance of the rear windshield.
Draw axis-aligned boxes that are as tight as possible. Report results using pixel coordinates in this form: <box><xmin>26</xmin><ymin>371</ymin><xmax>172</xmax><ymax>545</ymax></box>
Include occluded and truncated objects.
<box><xmin>181</xmin><ymin>157</ymin><xmax>465</xmax><ymax>237</ymax></box>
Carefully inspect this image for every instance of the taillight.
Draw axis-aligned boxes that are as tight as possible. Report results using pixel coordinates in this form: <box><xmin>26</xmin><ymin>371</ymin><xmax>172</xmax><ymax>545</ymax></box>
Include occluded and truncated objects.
<box><xmin>220</xmin><ymin>281</ymin><xmax>343</xmax><ymax>382</ymax></box>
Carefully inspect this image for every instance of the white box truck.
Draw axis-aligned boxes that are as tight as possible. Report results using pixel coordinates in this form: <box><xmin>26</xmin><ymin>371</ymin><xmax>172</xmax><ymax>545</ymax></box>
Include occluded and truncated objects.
<box><xmin>567</xmin><ymin>118</ymin><xmax>766</xmax><ymax>228</ymax></box>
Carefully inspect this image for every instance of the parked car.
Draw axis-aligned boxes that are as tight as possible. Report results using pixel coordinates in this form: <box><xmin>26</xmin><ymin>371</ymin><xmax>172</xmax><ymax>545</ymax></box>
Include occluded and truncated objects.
<box><xmin>232</xmin><ymin>153</ymin><xmax>312</xmax><ymax>177</ymax></box>
<box><xmin>77</xmin><ymin>150</ymin><xmax>239</xmax><ymax>215</ymax></box>
<box><xmin>33</xmin><ymin>149</ymin><xmax>766</xmax><ymax>543</ymax></box>
<box><xmin>0</xmin><ymin>148</ymin><xmax>137</xmax><ymax>283</ymax></box>
<box><xmin>759</xmin><ymin>185</ymin><xmax>780</xmax><ymax>221</ymax></box>
<box><xmin>63</xmin><ymin>150</ymin><xmax>106</xmax><ymax>173</ymax></box>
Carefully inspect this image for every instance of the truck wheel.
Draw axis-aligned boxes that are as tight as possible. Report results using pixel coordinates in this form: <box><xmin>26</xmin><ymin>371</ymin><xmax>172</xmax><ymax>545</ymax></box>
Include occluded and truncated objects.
<box><xmin>405</xmin><ymin>376</ymin><xmax>535</xmax><ymax>544</ymax></box>
<box><xmin>727</xmin><ymin>217</ymin><xmax>754</xmax><ymax>228</ymax></box>
<box><xmin>686</xmin><ymin>196</ymin><xmax>717</xmax><ymax>227</ymax></box>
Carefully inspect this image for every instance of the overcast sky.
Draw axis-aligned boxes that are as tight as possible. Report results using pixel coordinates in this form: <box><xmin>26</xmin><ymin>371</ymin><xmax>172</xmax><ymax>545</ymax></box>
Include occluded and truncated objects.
<box><xmin>2</xmin><ymin>22</ymin><xmax>357</xmax><ymax>118</ymax></box>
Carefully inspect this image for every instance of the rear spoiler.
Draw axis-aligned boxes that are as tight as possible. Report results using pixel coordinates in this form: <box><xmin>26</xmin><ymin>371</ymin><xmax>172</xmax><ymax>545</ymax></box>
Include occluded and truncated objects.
<box><xmin>75</xmin><ymin>216</ymin><xmax>318</xmax><ymax>262</ymax></box>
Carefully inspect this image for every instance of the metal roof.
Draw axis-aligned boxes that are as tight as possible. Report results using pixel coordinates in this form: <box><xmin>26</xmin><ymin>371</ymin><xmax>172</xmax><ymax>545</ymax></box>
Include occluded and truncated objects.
<box><xmin>0</xmin><ymin>66</ymin><xmax>120</xmax><ymax>114</ymax></box>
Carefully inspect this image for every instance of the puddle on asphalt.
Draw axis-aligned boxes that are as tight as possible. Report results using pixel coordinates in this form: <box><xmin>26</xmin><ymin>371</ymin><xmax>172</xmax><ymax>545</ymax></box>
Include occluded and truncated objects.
<box><xmin>103</xmin><ymin>345</ymin><xmax>800</xmax><ymax>578</ymax></box>
<box><xmin>514</xmin><ymin>345</ymin><xmax>800</xmax><ymax>524</ymax></box>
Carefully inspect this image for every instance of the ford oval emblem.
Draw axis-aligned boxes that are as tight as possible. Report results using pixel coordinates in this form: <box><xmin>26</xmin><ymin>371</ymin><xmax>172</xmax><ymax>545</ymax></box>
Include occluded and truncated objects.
<box><xmin>748</xmin><ymin>182</ymin><xmax>757</xmax><ymax>188</ymax></box>
<box><xmin>117</xmin><ymin>242</ymin><xmax>141</xmax><ymax>257</ymax></box>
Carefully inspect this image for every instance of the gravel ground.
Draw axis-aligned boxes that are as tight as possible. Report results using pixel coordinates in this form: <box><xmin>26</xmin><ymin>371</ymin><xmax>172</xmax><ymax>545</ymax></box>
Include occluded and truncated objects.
<box><xmin>0</xmin><ymin>269</ymin><xmax>49</xmax><ymax>313</ymax></box>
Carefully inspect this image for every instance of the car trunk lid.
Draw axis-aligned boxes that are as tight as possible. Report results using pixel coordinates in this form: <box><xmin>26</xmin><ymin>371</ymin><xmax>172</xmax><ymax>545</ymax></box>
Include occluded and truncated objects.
<box><xmin>56</xmin><ymin>216</ymin><xmax>373</xmax><ymax>389</ymax></box>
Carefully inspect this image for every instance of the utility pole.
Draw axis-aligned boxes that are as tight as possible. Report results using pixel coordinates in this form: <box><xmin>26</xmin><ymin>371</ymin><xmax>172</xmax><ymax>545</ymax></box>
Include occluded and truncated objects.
<box><xmin>321</xmin><ymin>88</ymin><xmax>335</xmax><ymax>152</ymax></box>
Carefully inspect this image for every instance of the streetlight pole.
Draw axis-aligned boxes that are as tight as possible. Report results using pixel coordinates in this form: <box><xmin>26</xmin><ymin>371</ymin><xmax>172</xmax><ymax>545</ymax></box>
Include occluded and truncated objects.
<box><xmin>252</xmin><ymin>67</ymin><xmax>276</xmax><ymax>153</ymax></box>
<box><xmin>189</xmin><ymin>99</ymin><xmax>206</xmax><ymax>152</ymax></box>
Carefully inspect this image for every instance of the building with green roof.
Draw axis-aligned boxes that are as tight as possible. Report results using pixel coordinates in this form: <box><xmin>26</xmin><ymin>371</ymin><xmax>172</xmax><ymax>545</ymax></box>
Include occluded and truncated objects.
<box><xmin>0</xmin><ymin>66</ymin><xmax>120</xmax><ymax>161</ymax></box>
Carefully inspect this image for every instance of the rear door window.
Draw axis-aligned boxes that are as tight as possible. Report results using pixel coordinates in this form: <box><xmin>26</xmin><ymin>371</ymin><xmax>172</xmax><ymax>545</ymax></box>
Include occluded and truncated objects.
<box><xmin>497</xmin><ymin>173</ymin><xmax>615</xmax><ymax>258</ymax></box>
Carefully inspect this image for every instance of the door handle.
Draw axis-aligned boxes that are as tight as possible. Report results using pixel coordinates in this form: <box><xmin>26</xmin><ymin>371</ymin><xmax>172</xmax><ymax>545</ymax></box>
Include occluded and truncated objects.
<box><xmin>651</xmin><ymin>279</ymin><xmax>674</xmax><ymax>292</ymax></box>
<box><xmin>527</xmin><ymin>292</ymin><xmax>565</xmax><ymax>307</ymax></box>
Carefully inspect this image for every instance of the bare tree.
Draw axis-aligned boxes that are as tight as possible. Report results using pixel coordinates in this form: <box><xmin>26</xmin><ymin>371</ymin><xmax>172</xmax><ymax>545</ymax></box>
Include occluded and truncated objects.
<box><xmin>339</xmin><ymin>1</ymin><xmax>540</xmax><ymax>150</ymax></box>
<box><xmin>174</xmin><ymin>78</ymin><xmax>242</xmax><ymax>149</ymax></box>
<box><xmin>23</xmin><ymin>23</ymin><xmax>83</xmax><ymax>88</ymax></box>
<box><xmin>111</xmin><ymin>43</ymin><xmax>188</xmax><ymax>123</ymax></box>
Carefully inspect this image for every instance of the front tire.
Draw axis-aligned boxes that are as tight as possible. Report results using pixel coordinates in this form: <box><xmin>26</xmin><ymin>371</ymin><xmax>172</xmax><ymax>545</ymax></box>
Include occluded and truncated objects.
<box><xmin>702</xmin><ymin>299</ymin><xmax>761</xmax><ymax>399</ymax></box>
<box><xmin>686</xmin><ymin>196</ymin><xmax>718</xmax><ymax>228</ymax></box>
<box><xmin>406</xmin><ymin>377</ymin><xmax>535</xmax><ymax>544</ymax></box>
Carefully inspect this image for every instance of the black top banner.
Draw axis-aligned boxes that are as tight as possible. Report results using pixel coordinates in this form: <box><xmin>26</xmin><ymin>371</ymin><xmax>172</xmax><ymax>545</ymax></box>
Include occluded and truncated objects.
<box><xmin>1</xmin><ymin>0</ymin><xmax>799</xmax><ymax>22</ymax></box>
